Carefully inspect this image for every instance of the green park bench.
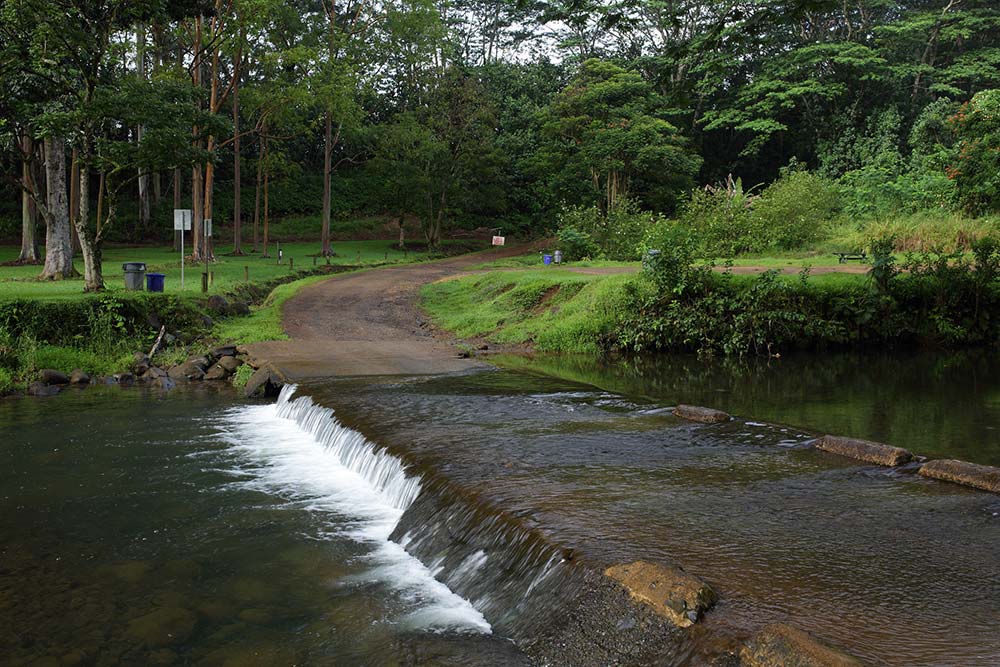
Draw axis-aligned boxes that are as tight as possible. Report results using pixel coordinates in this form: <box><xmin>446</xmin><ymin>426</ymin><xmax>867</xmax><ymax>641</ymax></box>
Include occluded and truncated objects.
<box><xmin>834</xmin><ymin>251</ymin><xmax>867</xmax><ymax>264</ymax></box>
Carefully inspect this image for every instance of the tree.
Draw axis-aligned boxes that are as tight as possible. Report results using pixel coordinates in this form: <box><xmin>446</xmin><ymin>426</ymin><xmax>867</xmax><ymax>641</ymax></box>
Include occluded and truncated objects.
<box><xmin>948</xmin><ymin>89</ymin><xmax>1000</xmax><ymax>214</ymax></box>
<box><xmin>540</xmin><ymin>59</ymin><xmax>701</xmax><ymax>213</ymax></box>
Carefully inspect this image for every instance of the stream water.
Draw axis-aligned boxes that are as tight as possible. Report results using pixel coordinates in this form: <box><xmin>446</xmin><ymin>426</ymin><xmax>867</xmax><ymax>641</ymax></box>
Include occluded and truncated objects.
<box><xmin>2</xmin><ymin>350</ymin><xmax>999</xmax><ymax>665</ymax></box>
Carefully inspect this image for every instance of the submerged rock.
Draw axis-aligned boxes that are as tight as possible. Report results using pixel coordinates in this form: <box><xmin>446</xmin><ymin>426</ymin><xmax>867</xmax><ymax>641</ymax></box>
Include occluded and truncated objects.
<box><xmin>814</xmin><ymin>435</ymin><xmax>912</xmax><ymax>467</ymax></box>
<box><xmin>740</xmin><ymin>623</ymin><xmax>862</xmax><ymax>667</ymax></box>
<box><xmin>604</xmin><ymin>560</ymin><xmax>717</xmax><ymax>628</ymax></box>
<box><xmin>38</xmin><ymin>369</ymin><xmax>70</xmax><ymax>385</ymax></box>
<box><xmin>125</xmin><ymin>606</ymin><xmax>197</xmax><ymax>648</ymax></box>
<box><xmin>918</xmin><ymin>459</ymin><xmax>1000</xmax><ymax>494</ymax></box>
<box><xmin>27</xmin><ymin>381</ymin><xmax>61</xmax><ymax>396</ymax></box>
<box><xmin>673</xmin><ymin>404</ymin><xmax>730</xmax><ymax>424</ymax></box>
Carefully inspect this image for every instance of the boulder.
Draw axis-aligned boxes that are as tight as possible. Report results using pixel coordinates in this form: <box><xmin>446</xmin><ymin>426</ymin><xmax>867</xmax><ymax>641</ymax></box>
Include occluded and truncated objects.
<box><xmin>207</xmin><ymin>294</ymin><xmax>230</xmax><ymax>314</ymax></box>
<box><xmin>217</xmin><ymin>356</ymin><xmax>242</xmax><ymax>372</ymax></box>
<box><xmin>38</xmin><ymin>369</ymin><xmax>70</xmax><ymax>385</ymax></box>
<box><xmin>814</xmin><ymin>435</ymin><xmax>911</xmax><ymax>467</ymax></box>
<box><xmin>132</xmin><ymin>351</ymin><xmax>151</xmax><ymax>374</ymax></box>
<box><xmin>185</xmin><ymin>355</ymin><xmax>210</xmax><ymax>370</ymax></box>
<box><xmin>673</xmin><ymin>404</ymin><xmax>730</xmax><ymax>424</ymax></box>
<box><xmin>168</xmin><ymin>361</ymin><xmax>205</xmax><ymax>381</ymax></box>
<box><xmin>918</xmin><ymin>459</ymin><xmax>1000</xmax><ymax>494</ymax></box>
<box><xmin>142</xmin><ymin>367</ymin><xmax>168</xmax><ymax>380</ymax></box>
<box><xmin>604</xmin><ymin>560</ymin><xmax>717</xmax><ymax>628</ymax></box>
<box><xmin>69</xmin><ymin>369</ymin><xmax>91</xmax><ymax>385</ymax></box>
<box><xmin>203</xmin><ymin>363</ymin><xmax>231</xmax><ymax>381</ymax></box>
<box><xmin>740</xmin><ymin>623</ymin><xmax>863</xmax><ymax>667</ymax></box>
<box><xmin>209</xmin><ymin>344</ymin><xmax>238</xmax><ymax>360</ymax></box>
<box><xmin>27</xmin><ymin>381</ymin><xmax>61</xmax><ymax>396</ymax></box>
<box><xmin>244</xmin><ymin>366</ymin><xmax>284</xmax><ymax>398</ymax></box>
<box><xmin>231</xmin><ymin>301</ymin><xmax>251</xmax><ymax>316</ymax></box>
<box><xmin>151</xmin><ymin>376</ymin><xmax>176</xmax><ymax>391</ymax></box>
<box><xmin>113</xmin><ymin>372</ymin><xmax>135</xmax><ymax>384</ymax></box>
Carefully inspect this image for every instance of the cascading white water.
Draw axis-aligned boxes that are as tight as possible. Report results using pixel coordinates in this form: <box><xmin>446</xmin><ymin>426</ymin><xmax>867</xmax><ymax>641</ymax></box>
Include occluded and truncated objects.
<box><xmin>217</xmin><ymin>384</ymin><xmax>490</xmax><ymax>634</ymax></box>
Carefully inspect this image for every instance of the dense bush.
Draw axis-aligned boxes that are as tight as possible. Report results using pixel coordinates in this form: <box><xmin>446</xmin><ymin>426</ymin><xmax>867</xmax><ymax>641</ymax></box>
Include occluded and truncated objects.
<box><xmin>752</xmin><ymin>170</ymin><xmax>840</xmax><ymax>250</ymax></box>
<box><xmin>554</xmin><ymin>199</ymin><xmax>658</xmax><ymax>261</ymax></box>
<box><xmin>616</xmin><ymin>242</ymin><xmax>1000</xmax><ymax>356</ymax></box>
<box><xmin>678</xmin><ymin>177</ymin><xmax>763</xmax><ymax>256</ymax></box>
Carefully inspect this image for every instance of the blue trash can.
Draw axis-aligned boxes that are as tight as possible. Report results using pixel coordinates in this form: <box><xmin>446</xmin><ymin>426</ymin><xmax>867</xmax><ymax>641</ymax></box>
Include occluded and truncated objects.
<box><xmin>543</xmin><ymin>254</ymin><xmax>553</xmax><ymax>265</ymax></box>
<box><xmin>146</xmin><ymin>273</ymin><xmax>165</xmax><ymax>293</ymax></box>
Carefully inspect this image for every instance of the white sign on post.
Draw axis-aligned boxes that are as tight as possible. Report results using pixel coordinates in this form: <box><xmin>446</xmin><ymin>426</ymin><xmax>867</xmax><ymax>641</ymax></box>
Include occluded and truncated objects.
<box><xmin>173</xmin><ymin>209</ymin><xmax>192</xmax><ymax>231</ymax></box>
<box><xmin>173</xmin><ymin>209</ymin><xmax>192</xmax><ymax>289</ymax></box>
<box><xmin>492</xmin><ymin>235</ymin><xmax>506</xmax><ymax>246</ymax></box>
<box><xmin>203</xmin><ymin>219</ymin><xmax>212</xmax><ymax>237</ymax></box>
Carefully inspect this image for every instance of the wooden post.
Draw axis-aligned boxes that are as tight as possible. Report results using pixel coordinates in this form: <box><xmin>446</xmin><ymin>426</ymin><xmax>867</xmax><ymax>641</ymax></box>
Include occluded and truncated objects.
<box><xmin>289</xmin><ymin>257</ymin><xmax>293</xmax><ymax>272</ymax></box>
<box><xmin>313</xmin><ymin>256</ymin><xmax>316</xmax><ymax>266</ymax></box>
<box><xmin>244</xmin><ymin>265</ymin><xmax>249</xmax><ymax>282</ymax></box>
<box><xmin>201</xmin><ymin>272</ymin><xmax>208</xmax><ymax>293</ymax></box>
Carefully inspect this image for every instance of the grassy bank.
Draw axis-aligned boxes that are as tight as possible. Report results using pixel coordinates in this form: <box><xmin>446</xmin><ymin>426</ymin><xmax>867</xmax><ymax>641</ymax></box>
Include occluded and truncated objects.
<box><xmin>423</xmin><ymin>255</ymin><xmax>1000</xmax><ymax>356</ymax></box>
<box><xmin>0</xmin><ymin>240</ymin><xmax>469</xmax><ymax>300</ymax></box>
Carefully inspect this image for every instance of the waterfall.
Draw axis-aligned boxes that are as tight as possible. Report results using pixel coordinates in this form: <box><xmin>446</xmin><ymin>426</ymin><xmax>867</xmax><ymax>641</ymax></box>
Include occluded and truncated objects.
<box><xmin>274</xmin><ymin>384</ymin><xmax>422</xmax><ymax>510</ymax></box>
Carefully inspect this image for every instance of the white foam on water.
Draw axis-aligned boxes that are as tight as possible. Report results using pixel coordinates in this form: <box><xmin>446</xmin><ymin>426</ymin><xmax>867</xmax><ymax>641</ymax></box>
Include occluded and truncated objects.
<box><xmin>217</xmin><ymin>384</ymin><xmax>491</xmax><ymax>635</ymax></box>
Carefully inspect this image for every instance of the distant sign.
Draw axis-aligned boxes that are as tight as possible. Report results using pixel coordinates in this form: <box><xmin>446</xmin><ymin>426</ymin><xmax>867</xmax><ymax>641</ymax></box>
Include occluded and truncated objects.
<box><xmin>203</xmin><ymin>218</ymin><xmax>213</xmax><ymax>237</ymax></box>
<box><xmin>492</xmin><ymin>235</ymin><xmax>506</xmax><ymax>246</ymax></box>
<box><xmin>173</xmin><ymin>209</ymin><xmax>192</xmax><ymax>231</ymax></box>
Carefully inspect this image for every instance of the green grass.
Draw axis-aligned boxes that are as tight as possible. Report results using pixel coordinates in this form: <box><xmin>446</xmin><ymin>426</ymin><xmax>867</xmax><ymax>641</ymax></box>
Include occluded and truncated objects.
<box><xmin>0</xmin><ymin>240</ymin><xmax>448</xmax><ymax>301</ymax></box>
<box><xmin>422</xmin><ymin>269</ymin><xmax>635</xmax><ymax>353</ymax></box>
<box><xmin>212</xmin><ymin>273</ymin><xmax>335</xmax><ymax>344</ymax></box>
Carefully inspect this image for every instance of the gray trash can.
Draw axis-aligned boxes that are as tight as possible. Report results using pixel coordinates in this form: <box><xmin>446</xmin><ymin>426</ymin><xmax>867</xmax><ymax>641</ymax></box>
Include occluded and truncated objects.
<box><xmin>122</xmin><ymin>262</ymin><xmax>147</xmax><ymax>291</ymax></box>
<box><xmin>554</xmin><ymin>250</ymin><xmax>563</xmax><ymax>264</ymax></box>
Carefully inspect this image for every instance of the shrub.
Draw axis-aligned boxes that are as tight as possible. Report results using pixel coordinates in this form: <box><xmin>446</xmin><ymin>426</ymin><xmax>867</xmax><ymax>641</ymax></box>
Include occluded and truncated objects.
<box><xmin>556</xmin><ymin>225</ymin><xmax>599</xmax><ymax>261</ymax></box>
<box><xmin>639</xmin><ymin>222</ymin><xmax>709</xmax><ymax>296</ymax></box>
<box><xmin>232</xmin><ymin>363</ymin><xmax>254</xmax><ymax>389</ymax></box>
<box><xmin>751</xmin><ymin>170</ymin><xmax>839</xmax><ymax>249</ymax></box>
<box><xmin>679</xmin><ymin>176</ymin><xmax>764</xmax><ymax>256</ymax></box>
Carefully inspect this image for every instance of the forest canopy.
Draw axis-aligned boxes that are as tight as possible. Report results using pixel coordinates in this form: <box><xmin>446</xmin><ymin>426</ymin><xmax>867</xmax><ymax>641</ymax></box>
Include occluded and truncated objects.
<box><xmin>2</xmin><ymin>0</ymin><xmax>1000</xmax><ymax>288</ymax></box>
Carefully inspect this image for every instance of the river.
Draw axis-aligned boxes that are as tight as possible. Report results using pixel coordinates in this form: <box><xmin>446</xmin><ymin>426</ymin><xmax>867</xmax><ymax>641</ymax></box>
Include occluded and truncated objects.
<box><xmin>1</xmin><ymin>350</ymin><xmax>998</xmax><ymax>665</ymax></box>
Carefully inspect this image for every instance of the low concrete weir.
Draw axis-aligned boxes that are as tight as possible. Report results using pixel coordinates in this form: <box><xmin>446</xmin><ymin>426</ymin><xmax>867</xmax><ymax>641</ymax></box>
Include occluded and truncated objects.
<box><xmin>273</xmin><ymin>385</ymin><xmax>696</xmax><ymax>665</ymax></box>
<box><xmin>918</xmin><ymin>459</ymin><xmax>1000</xmax><ymax>493</ymax></box>
<box><xmin>813</xmin><ymin>435</ymin><xmax>913</xmax><ymax>467</ymax></box>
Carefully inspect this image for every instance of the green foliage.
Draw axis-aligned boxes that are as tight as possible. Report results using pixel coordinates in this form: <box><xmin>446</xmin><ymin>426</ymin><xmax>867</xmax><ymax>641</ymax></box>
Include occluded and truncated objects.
<box><xmin>868</xmin><ymin>234</ymin><xmax>899</xmax><ymax>293</ymax></box>
<box><xmin>752</xmin><ymin>169</ymin><xmax>840</xmax><ymax>250</ymax></box>
<box><xmin>556</xmin><ymin>225</ymin><xmax>599</xmax><ymax>261</ymax></box>
<box><xmin>949</xmin><ymin>89</ymin><xmax>1000</xmax><ymax>214</ymax></box>
<box><xmin>639</xmin><ymin>223</ymin><xmax>708</xmax><ymax>297</ymax></box>
<box><xmin>231</xmin><ymin>362</ymin><xmax>254</xmax><ymax>389</ymax></box>
<box><xmin>679</xmin><ymin>177</ymin><xmax>764</xmax><ymax>256</ymax></box>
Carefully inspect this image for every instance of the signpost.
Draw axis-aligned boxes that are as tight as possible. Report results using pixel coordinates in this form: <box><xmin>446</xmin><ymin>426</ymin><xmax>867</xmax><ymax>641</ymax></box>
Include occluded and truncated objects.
<box><xmin>173</xmin><ymin>209</ymin><xmax>192</xmax><ymax>289</ymax></box>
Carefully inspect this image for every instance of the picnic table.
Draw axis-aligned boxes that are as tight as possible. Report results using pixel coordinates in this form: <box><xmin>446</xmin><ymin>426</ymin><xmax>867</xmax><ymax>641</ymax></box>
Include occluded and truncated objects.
<box><xmin>834</xmin><ymin>251</ymin><xmax>867</xmax><ymax>264</ymax></box>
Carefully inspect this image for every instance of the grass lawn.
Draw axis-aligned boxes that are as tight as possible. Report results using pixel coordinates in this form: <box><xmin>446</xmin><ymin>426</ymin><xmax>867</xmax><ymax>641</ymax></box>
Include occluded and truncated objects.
<box><xmin>0</xmin><ymin>240</ymin><xmax>445</xmax><ymax>301</ymax></box>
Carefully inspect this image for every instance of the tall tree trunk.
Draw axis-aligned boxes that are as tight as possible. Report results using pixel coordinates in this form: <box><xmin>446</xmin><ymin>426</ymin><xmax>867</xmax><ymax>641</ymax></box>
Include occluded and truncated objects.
<box><xmin>190</xmin><ymin>16</ymin><xmax>204</xmax><ymax>262</ymax></box>
<box><xmin>75</xmin><ymin>157</ymin><xmax>103</xmax><ymax>291</ymax></box>
<box><xmin>39</xmin><ymin>136</ymin><xmax>75</xmax><ymax>279</ymax></box>
<box><xmin>232</xmin><ymin>28</ymin><xmax>244</xmax><ymax>255</ymax></box>
<box><xmin>69</xmin><ymin>149</ymin><xmax>81</xmax><ymax>253</ymax></box>
<box><xmin>321</xmin><ymin>110</ymin><xmax>333</xmax><ymax>256</ymax></box>
<box><xmin>18</xmin><ymin>134</ymin><xmax>40</xmax><ymax>263</ymax></box>
<box><xmin>253</xmin><ymin>136</ymin><xmax>263</xmax><ymax>253</ymax></box>
<box><xmin>173</xmin><ymin>167</ymin><xmax>182</xmax><ymax>251</ymax></box>
<box><xmin>262</xmin><ymin>151</ymin><xmax>270</xmax><ymax>258</ymax></box>
<box><xmin>137</xmin><ymin>24</ymin><xmax>151</xmax><ymax>230</ymax></box>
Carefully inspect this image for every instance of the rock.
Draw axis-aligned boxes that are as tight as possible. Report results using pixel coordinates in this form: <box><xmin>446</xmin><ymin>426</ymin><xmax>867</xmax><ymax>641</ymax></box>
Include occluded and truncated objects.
<box><xmin>209</xmin><ymin>344</ymin><xmax>237</xmax><ymax>360</ymax></box>
<box><xmin>243</xmin><ymin>366</ymin><xmax>284</xmax><ymax>398</ymax></box>
<box><xmin>152</xmin><ymin>376</ymin><xmax>176</xmax><ymax>391</ymax></box>
<box><xmin>207</xmin><ymin>295</ymin><xmax>230</xmax><ymax>314</ymax></box>
<box><xmin>167</xmin><ymin>361</ymin><xmax>205</xmax><ymax>381</ymax></box>
<box><xmin>132</xmin><ymin>352</ymin><xmax>151</xmax><ymax>374</ymax></box>
<box><xmin>918</xmin><ymin>459</ymin><xmax>1000</xmax><ymax>494</ymax></box>
<box><xmin>113</xmin><ymin>372</ymin><xmax>134</xmax><ymax>384</ymax></box>
<box><xmin>740</xmin><ymin>623</ymin><xmax>863</xmax><ymax>667</ymax></box>
<box><xmin>604</xmin><ymin>560</ymin><xmax>717</xmax><ymax>628</ymax></box>
<box><xmin>27</xmin><ymin>381</ymin><xmax>61</xmax><ymax>396</ymax></box>
<box><xmin>201</xmin><ymin>315</ymin><xmax>214</xmax><ymax>328</ymax></box>
<box><xmin>125</xmin><ymin>606</ymin><xmax>197</xmax><ymax>648</ymax></box>
<box><xmin>186</xmin><ymin>355</ymin><xmax>210</xmax><ymax>370</ymax></box>
<box><xmin>478</xmin><ymin>344</ymin><xmax>489</xmax><ymax>351</ymax></box>
<box><xmin>217</xmin><ymin>356</ymin><xmax>242</xmax><ymax>372</ymax></box>
<box><xmin>814</xmin><ymin>435</ymin><xmax>911</xmax><ymax>467</ymax></box>
<box><xmin>231</xmin><ymin>301</ymin><xmax>251</xmax><ymax>316</ymax></box>
<box><xmin>203</xmin><ymin>363</ymin><xmax>231</xmax><ymax>381</ymax></box>
<box><xmin>69</xmin><ymin>369</ymin><xmax>90</xmax><ymax>385</ymax></box>
<box><xmin>142</xmin><ymin>367</ymin><xmax>168</xmax><ymax>380</ymax></box>
<box><xmin>39</xmin><ymin>369</ymin><xmax>70</xmax><ymax>385</ymax></box>
<box><xmin>673</xmin><ymin>404</ymin><xmax>730</xmax><ymax>424</ymax></box>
